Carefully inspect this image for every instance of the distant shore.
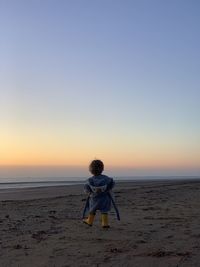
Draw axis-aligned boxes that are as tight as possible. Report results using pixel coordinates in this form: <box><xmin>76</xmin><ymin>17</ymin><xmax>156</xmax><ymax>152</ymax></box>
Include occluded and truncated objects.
<box><xmin>0</xmin><ymin>178</ymin><xmax>200</xmax><ymax>200</ymax></box>
<box><xmin>0</xmin><ymin>176</ymin><xmax>200</xmax><ymax>200</ymax></box>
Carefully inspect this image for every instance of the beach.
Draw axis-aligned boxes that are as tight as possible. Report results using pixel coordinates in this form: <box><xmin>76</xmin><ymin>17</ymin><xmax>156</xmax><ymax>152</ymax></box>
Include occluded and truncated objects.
<box><xmin>0</xmin><ymin>180</ymin><xmax>200</xmax><ymax>267</ymax></box>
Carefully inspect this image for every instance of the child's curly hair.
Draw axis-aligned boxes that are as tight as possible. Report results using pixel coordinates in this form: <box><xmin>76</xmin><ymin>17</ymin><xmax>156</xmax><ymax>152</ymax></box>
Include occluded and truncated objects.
<box><xmin>89</xmin><ymin>159</ymin><xmax>104</xmax><ymax>176</ymax></box>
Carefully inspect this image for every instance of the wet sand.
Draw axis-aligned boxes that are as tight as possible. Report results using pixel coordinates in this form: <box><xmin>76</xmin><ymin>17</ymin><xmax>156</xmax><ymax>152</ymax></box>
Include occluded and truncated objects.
<box><xmin>0</xmin><ymin>180</ymin><xmax>200</xmax><ymax>267</ymax></box>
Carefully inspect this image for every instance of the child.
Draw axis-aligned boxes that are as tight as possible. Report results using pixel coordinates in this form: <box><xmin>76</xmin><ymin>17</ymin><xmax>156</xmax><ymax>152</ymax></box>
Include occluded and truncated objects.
<box><xmin>83</xmin><ymin>159</ymin><xmax>115</xmax><ymax>228</ymax></box>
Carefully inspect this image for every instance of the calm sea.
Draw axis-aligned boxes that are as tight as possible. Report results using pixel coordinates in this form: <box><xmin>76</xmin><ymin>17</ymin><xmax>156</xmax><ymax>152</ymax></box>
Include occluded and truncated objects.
<box><xmin>0</xmin><ymin>176</ymin><xmax>199</xmax><ymax>189</ymax></box>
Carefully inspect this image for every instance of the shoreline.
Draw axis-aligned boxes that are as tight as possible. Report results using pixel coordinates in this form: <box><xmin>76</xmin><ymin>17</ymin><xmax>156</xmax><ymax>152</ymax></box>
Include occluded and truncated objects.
<box><xmin>0</xmin><ymin>178</ymin><xmax>200</xmax><ymax>201</ymax></box>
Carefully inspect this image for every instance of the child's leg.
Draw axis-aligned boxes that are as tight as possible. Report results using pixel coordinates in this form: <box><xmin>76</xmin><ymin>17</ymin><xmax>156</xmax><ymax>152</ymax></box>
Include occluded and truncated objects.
<box><xmin>83</xmin><ymin>212</ymin><xmax>95</xmax><ymax>226</ymax></box>
<box><xmin>101</xmin><ymin>213</ymin><xmax>110</xmax><ymax>228</ymax></box>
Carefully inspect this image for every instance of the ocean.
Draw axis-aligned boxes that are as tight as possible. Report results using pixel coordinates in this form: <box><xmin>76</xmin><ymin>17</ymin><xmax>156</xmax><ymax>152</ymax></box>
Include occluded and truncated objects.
<box><xmin>0</xmin><ymin>177</ymin><xmax>86</xmax><ymax>189</ymax></box>
<box><xmin>0</xmin><ymin>176</ymin><xmax>199</xmax><ymax>189</ymax></box>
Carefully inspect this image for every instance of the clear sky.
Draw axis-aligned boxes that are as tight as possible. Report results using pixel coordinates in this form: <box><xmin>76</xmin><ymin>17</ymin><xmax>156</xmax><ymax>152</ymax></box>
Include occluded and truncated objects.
<box><xmin>0</xmin><ymin>0</ymin><xmax>200</xmax><ymax>178</ymax></box>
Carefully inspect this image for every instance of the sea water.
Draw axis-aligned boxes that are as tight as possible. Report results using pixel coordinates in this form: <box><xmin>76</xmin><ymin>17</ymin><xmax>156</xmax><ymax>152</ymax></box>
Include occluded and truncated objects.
<box><xmin>0</xmin><ymin>176</ymin><xmax>199</xmax><ymax>189</ymax></box>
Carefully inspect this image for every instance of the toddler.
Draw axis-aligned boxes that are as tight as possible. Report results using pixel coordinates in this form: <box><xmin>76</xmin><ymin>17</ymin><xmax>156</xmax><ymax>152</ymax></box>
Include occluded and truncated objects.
<box><xmin>83</xmin><ymin>160</ymin><xmax>115</xmax><ymax>228</ymax></box>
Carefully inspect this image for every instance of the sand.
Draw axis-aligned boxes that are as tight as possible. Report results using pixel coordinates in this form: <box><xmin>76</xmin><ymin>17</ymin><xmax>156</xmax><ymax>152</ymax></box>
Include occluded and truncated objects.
<box><xmin>0</xmin><ymin>179</ymin><xmax>200</xmax><ymax>267</ymax></box>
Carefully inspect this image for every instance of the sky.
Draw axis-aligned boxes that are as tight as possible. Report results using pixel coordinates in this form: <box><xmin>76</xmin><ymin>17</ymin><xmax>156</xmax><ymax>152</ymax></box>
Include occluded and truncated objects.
<box><xmin>0</xmin><ymin>0</ymin><xmax>200</xmax><ymax>178</ymax></box>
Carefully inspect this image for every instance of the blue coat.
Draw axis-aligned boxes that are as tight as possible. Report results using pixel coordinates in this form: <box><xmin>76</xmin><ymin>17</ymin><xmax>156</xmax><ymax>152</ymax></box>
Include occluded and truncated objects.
<box><xmin>84</xmin><ymin>174</ymin><xmax>115</xmax><ymax>214</ymax></box>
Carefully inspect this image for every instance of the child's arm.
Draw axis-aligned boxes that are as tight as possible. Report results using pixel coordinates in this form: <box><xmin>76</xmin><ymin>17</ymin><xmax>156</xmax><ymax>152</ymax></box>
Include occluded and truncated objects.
<box><xmin>107</xmin><ymin>178</ymin><xmax>115</xmax><ymax>191</ymax></box>
<box><xmin>84</xmin><ymin>182</ymin><xmax>92</xmax><ymax>195</ymax></box>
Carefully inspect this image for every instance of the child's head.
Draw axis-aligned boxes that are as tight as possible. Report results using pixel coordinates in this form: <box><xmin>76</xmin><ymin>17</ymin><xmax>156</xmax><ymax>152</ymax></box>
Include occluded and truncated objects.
<box><xmin>89</xmin><ymin>159</ymin><xmax>104</xmax><ymax>176</ymax></box>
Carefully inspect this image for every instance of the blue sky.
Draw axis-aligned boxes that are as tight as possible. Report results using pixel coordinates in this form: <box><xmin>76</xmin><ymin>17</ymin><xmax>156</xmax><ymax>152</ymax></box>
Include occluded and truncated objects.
<box><xmin>0</xmin><ymin>0</ymin><xmax>200</xmax><ymax>177</ymax></box>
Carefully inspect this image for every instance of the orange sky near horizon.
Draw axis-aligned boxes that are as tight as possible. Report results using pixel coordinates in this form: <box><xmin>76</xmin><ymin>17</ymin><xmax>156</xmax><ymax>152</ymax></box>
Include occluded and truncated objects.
<box><xmin>1</xmin><ymin>128</ymin><xmax>199</xmax><ymax>170</ymax></box>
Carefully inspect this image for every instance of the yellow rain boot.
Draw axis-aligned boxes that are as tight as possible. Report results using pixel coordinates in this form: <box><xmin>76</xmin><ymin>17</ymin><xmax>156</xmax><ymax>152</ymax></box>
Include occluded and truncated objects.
<box><xmin>83</xmin><ymin>213</ymin><xmax>95</xmax><ymax>226</ymax></box>
<box><xmin>101</xmin><ymin>213</ymin><xmax>110</xmax><ymax>228</ymax></box>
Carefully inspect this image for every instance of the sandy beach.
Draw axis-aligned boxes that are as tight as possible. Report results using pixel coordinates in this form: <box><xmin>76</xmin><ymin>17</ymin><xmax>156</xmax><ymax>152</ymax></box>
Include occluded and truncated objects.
<box><xmin>0</xmin><ymin>179</ymin><xmax>200</xmax><ymax>267</ymax></box>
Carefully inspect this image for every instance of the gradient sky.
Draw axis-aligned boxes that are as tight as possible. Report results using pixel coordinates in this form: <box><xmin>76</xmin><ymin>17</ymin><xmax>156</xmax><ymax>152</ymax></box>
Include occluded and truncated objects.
<box><xmin>0</xmin><ymin>0</ymin><xmax>200</xmax><ymax>178</ymax></box>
